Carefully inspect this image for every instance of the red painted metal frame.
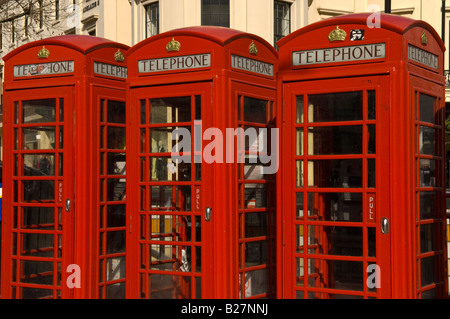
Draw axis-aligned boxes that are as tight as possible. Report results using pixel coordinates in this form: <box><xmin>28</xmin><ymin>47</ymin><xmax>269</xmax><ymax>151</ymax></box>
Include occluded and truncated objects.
<box><xmin>1</xmin><ymin>35</ymin><xmax>129</xmax><ymax>299</ymax></box>
<box><xmin>277</xmin><ymin>14</ymin><xmax>447</xmax><ymax>299</ymax></box>
<box><xmin>125</xmin><ymin>26</ymin><xmax>278</xmax><ymax>299</ymax></box>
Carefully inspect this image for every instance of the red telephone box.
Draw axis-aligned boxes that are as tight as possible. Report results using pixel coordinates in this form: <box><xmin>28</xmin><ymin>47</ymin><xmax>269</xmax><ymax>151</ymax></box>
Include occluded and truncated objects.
<box><xmin>1</xmin><ymin>35</ymin><xmax>129</xmax><ymax>299</ymax></box>
<box><xmin>277</xmin><ymin>13</ymin><xmax>448</xmax><ymax>299</ymax></box>
<box><xmin>126</xmin><ymin>26</ymin><xmax>278</xmax><ymax>299</ymax></box>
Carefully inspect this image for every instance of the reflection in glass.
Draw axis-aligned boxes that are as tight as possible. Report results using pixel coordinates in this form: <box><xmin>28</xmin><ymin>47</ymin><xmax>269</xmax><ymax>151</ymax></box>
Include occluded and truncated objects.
<box><xmin>22</xmin><ymin>127</ymin><xmax>56</xmax><ymax>150</ymax></box>
<box><xmin>23</xmin><ymin>154</ymin><xmax>54</xmax><ymax>176</ymax></box>
<box><xmin>150</xmin><ymin>185</ymin><xmax>191</xmax><ymax>211</ymax></box>
<box><xmin>419</xmin><ymin>126</ymin><xmax>436</xmax><ymax>155</ymax></box>
<box><xmin>420</xmin><ymin>223</ymin><xmax>437</xmax><ymax>253</ymax></box>
<box><xmin>419</xmin><ymin>192</ymin><xmax>438</xmax><ymax>220</ymax></box>
<box><xmin>307</xmin><ymin>259</ymin><xmax>364</xmax><ymax>291</ymax></box>
<box><xmin>149</xmin><ymin>127</ymin><xmax>190</xmax><ymax>153</ymax></box>
<box><xmin>107</xmin><ymin>127</ymin><xmax>126</xmax><ymax>150</ymax></box>
<box><xmin>107</xmin><ymin>100</ymin><xmax>126</xmax><ymax>124</ymax></box>
<box><xmin>308</xmin><ymin>126</ymin><xmax>362</xmax><ymax>155</ymax></box>
<box><xmin>107</xmin><ymin>153</ymin><xmax>126</xmax><ymax>175</ymax></box>
<box><xmin>106</xmin><ymin>231</ymin><xmax>126</xmax><ymax>254</ymax></box>
<box><xmin>244</xmin><ymin>184</ymin><xmax>267</xmax><ymax>208</ymax></box>
<box><xmin>244</xmin><ymin>97</ymin><xmax>267</xmax><ymax>124</ymax></box>
<box><xmin>308</xmin><ymin>159</ymin><xmax>362</xmax><ymax>188</ymax></box>
<box><xmin>242</xmin><ymin>269</ymin><xmax>268</xmax><ymax>298</ymax></box>
<box><xmin>22</xmin><ymin>99</ymin><xmax>56</xmax><ymax>124</ymax></box>
<box><xmin>107</xmin><ymin>179</ymin><xmax>126</xmax><ymax>201</ymax></box>
<box><xmin>21</xmin><ymin>233</ymin><xmax>54</xmax><ymax>257</ymax></box>
<box><xmin>420</xmin><ymin>256</ymin><xmax>437</xmax><ymax>287</ymax></box>
<box><xmin>150</xmin><ymin>159</ymin><xmax>190</xmax><ymax>181</ymax></box>
<box><xmin>22</xmin><ymin>180</ymin><xmax>54</xmax><ymax>202</ymax></box>
<box><xmin>245</xmin><ymin>212</ymin><xmax>267</xmax><ymax>238</ymax></box>
<box><xmin>307</xmin><ymin>192</ymin><xmax>363</xmax><ymax>222</ymax></box>
<box><xmin>296</xmin><ymin>95</ymin><xmax>304</xmax><ymax>123</ymax></box>
<box><xmin>149</xmin><ymin>97</ymin><xmax>191</xmax><ymax>124</ymax></box>
<box><xmin>308</xmin><ymin>92</ymin><xmax>362</xmax><ymax>122</ymax></box>
<box><xmin>22</xmin><ymin>207</ymin><xmax>54</xmax><ymax>229</ymax></box>
<box><xmin>20</xmin><ymin>260</ymin><xmax>54</xmax><ymax>285</ymax></box>
<box><xmin>419</xmin><ymin>159</ymin><xmax>436</xmax><ymax>187</ymax></box>
<box><xmin>419</xmin><ymin>93</ymin><xmax>436</xmax><ymax>124</ymax></box>
<box><xmin>367</xmin><ymin>90</ymin><xmax>376</xmax><ymax>120</ymax></box>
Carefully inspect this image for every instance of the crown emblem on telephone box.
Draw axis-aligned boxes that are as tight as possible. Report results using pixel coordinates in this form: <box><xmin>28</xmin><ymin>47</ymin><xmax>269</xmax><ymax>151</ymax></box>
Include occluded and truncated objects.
<box><xmin>328</xmin><ymin>26</ymin><xmax>347</xmax><ymax>42</ymax></box>
<box><xmin>166</xmin><ymin>38</ymin><xmax>181</xmax><ymax>52</ymax></box>
<box><xmin>38</xmin><ymin>46</ymin><xmax>50</xmax><ymax>59</ymax></box>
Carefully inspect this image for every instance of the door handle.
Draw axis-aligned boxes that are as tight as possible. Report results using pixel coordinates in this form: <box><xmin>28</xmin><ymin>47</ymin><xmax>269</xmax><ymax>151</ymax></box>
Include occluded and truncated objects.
<box><xmin>66</xmin><ymin>199</ymin><xmax>71</xmax><ymax>212</ymax></box>
<box><xmin>381</xmin><ymin>217</ymin><xmax>389</xmax><ymax>234</ymax></box>
<box><xmin>205</xmin><ymin>207</ymin><xmax>212</xmax><ymax>222</ymax></box>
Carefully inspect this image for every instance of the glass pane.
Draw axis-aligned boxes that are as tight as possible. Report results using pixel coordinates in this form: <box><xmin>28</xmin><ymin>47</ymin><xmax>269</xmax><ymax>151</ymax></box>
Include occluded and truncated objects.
<box><xmin>296</xmin><ymin>193</ymin><xmax>304</xmax><ymax>219</ymax></box>
<box><xmin>20</xmin><ymin>287</ymin><xmax>53</xmax><ymax>299</ymax></box>
<box><xmin>244</xmin><ymin>97</ymin><xmax>266</xmax><ymax>124</ymax></box>
<box><xmin>22</xmin><ymin>99</ymin><xmax>56</xmax><ymax>124</ymax></box>
<box><xmin>150</xmin><ymin>186</ymin><xmax>191</xmax><ymax>211</ymax></box>
<box><xmin>107</xmin><ymin>153</ymin><xmax>126</xmax><ymax>175</ymax></box>
<box><xmin>106</xmin><ymin>257</ymin><xmax>126</xmax><ymax>281</ymax></box>
<box><xmin>419</xmin><ymin>93</ymin><xmax>436</xmax><ymax>124</ymax></box>
<box><xmin>243</xmin><ymin>269</ymin><xmax>269</xmax><ymax>298</ymax></box>
<box><xmin>20</xmin><ymin>260</ymin><xmax>54</xmax><ymax>285</ymax></box>
<box><xmin>419</xmin><ymin>192</ymin><xmax>439</xmax><ymax>220</ymax></box>
<box><xmin>307</xmin><ymin>259</ymin><xmax>364</xmax><ymax>291</ymax></box>
<box><xmin>308</xmin><ymin>126</ymin><xmax>362</xmax><ymax>155</ymax></box>
<box><xmin>107</xmin><ymin>100</ymin><xmax>126</xmax><ymax>124</ymax></box>
<box><xmin>107</xmin><ymin>127</ymin><xmax>126</xmax><ymax>150</ymax></box>
<box><xmin>105</xmin><ymin>282</ymin><xmax>125</xmax><ymax>299</ymax></box>
<box><xmin>149</xmin><ymin>215</ymin><xmax>192</xmax><ymax>242</ymax></box>
<box><xmin>244</xmin><ymin>184</ymin><xmax>267</xmax><ymax>208</ymax></box>
<box><xmin>420</xmin><ymin>256</ymin><xmax>437</xmax><ymax>287</ymax></box>
<box><xmin>368</xmin><ymin>125</ymin><xmax>376</xmax><ymax>154</ymax></box>
<box><xmin>296</xmin><ymin>129</ymin><xmax>303</xmax><ymax>156</ymax></box>
<box><xmin>367</xmin><ymin>90</ymin><xmax>376</xmax><ymax>120</ymax></box>
<box><xmin>296</xmin><ymin>95</ymin><xmax>304</xmax><ymax>123</ymax></box>
<box><xmin>21</xmin><ymin>233</ymin><xmax>54</xmax><ymax>257</ymax></box>
<box><xmin>22</xmin><ymin>180</ymin><xmax>54</xmax><ymax>202</ymax></box>
<box><xmin>296</xmin><ymin>224</ymin><xmax>304</xmax><ymax>250</ymax></box>
<box><xmin>107</xmin><ymin>205</ymin><xmax>126</xmax><ymax>228</ymax></box>
<box><xmin>368</xmin><ymin>227</ymin><xmax>376</xmax><ymax>257</ymax></box>
<box><xmin>140</xmin><ymin>100</ymin><xmax>146</xmax><ymax>125</ymax></box>
<box><xmin>308</xmin><ymin>159</ymin><xmax>362</xmax><ymax>188</ymax></box>
<box><xmin>23</xmin><ymin>154</ymin><xmax>55</xmax><ymax>176</ymax></box>
<box><xmin>367</xmin><ymin>159</ymin><xmax>376</xmax><ymax>188</ymax></box>
<box><xmin>309</xmin><ymin>226</ymin><xmax>363</xmax><ymax>256</ymax></box>
<box><xmin>149</xmin><ymin>127</ymin><xmax>190</xmax><ymax>154</ymax></box>
<box><xmin>107</xmin><ymin>178</ymin><xmax>126</xmax><ymax>201</ymax></box>
<box><xmin>420</xmin><ymin>223</ymin><xmax>438</xmax><ymax>253</ymax></box>
<box><xmin>150</xmin><ymin>158</ymin><xmax>191</xmax><ymax>181</ymax></box>
<box><xmin>106</xmin><ymin>230</ymin><xmax>126</xmax><ymax>254</ymax></box>
<box><xmin>308</xmin><ymin>92</ymin><xmax>362</xmax><ymax>123</ymax></box>
<box><xmin>22</xmin><ymin>207</ymin><xmax>54</xmax><ymax>229</ymax></box>
<box><xmin>307</xmin><ymin>192</ymin><xmax>363</xmax><ymax>222</ymax></box>
<box><xmin>150</xmin><ymin>274</ymin><xmax>192</xmax><ymax>299</ymax></box>
<box><xmin>419</xmin><ymin>159</ymin><xmax>436</xmax><ymax>187</ymax></box>
<box><xmin>245</xmin><ymin>212</ymin><xmax>267</xmax><ymax>238</ymax></box>
<box><xmin>149</xmin><ymin>97</ymin><xmax>191</xmax><ymax>124</ymax></box>
<box><xmin>22</xmin><ymin>127</ymin><xmax>56</xmax><ymax>150</ymax></box>
<box><xmin>419</xmin><ymin>126</ymin><xmax>436</xmax><ymax>155</ymax></box>
<box><xmin>296</xmin><ymin>161</ymin><xmax>303</xmax><ymax>187</ymax></box>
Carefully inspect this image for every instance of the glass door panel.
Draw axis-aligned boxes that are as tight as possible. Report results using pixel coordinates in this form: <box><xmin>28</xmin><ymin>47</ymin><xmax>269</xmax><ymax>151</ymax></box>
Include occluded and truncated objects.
<box><xmin>9</xmin><ymin>88</ymin><xmax>73</xmax><ymax>299</ymax></box>
<box><xmin>131</xmin><ymin>83</ymin><xmax>211</xmax><ymax>299</ymax></box>
<box><xmin>412</xmin><ymin>77</ymin><xmax>447</xmax><ymax>298</ymax></box>
<box><xmin>286</xmin><ymin>76</ymin><xmax>390</xmax><ymax>299</ymax></box>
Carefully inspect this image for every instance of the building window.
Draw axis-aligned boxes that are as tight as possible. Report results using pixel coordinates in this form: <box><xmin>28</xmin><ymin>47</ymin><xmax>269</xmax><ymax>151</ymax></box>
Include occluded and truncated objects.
<box><xmin>145</xmin><ymin>2</ymin><xmax>159</xmax><ymax>38</ymax></box>
<box><xmin>39</xmin><ymin>0</ymin><xmax>44</xmax><ymax>29</ymax></box>
<box><xmin>55</xmin><ymin>0</ymin><xmax>60</xmax><ymax>20</ymax></box>
<box><xmin>201</xmin><ymin>0</ymin><xmax>229</xmax><ymax>28</ymax></box>
<box><xmin>274</xmin><ymin>0</ymin><xmax>291</xmax><ymax>48</ymax></box>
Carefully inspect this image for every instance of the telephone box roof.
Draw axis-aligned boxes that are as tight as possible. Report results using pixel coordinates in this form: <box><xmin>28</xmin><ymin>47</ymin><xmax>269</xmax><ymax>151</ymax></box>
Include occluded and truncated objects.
<box><xmin>277</xmin><ymin>13</ymin><xmax>445</xmax><ymax>52</ymax></box>
<box><xmin>3</xmin><ymin>35</ymin><xmax>129</xmax><ymax>62</ymax></box>
<box><xmin>126</xmin><ymin>26</ymin><xmax>278</xmax><ymax>57</ymax></box>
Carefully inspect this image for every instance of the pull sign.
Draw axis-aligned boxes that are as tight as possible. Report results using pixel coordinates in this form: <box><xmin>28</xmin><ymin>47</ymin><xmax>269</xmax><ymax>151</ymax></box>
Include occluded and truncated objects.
<box><xmin>194</xmin><ymin>186</ymin><xmax>201</xmax><ymax>212</ymax></box>
<box><xmin>367</xmin><ymin>194</ymin><xmax>376</xmax><ymax>223</ymax></box>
